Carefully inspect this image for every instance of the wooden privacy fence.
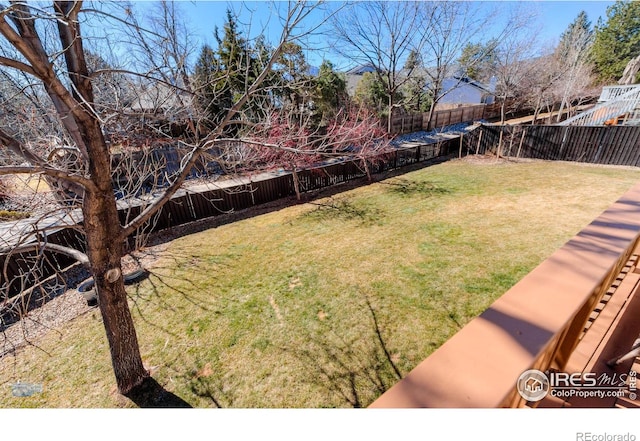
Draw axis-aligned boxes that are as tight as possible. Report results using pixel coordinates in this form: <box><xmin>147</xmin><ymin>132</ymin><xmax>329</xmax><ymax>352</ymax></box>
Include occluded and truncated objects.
<box><xmin>115</xmin><ymin>140</ymin><xmax>459</xmax><ymax>235</ymax></box>
<box><xmin>462</xmin><ymin>124</ymin><xmax>640</xmax><ymax>166</ymax></box>
<box><xmin>6</xmin><ymin>124</ymin><xmax>640</xmax><ymax>300</ymax></box>
<box><xmin>1</xmin><ymin>137</ymin><xmax>461</xmax><ymax>298</ymax></box>
<box><xmin>385</xmin><ymin>103</ymin><xmax>503</xmax><ymax>135</ymax></box>
<box><xmin>5</xmin><ymin>124</ymin><xmax>640</xmax><ymax>299</ymax></box>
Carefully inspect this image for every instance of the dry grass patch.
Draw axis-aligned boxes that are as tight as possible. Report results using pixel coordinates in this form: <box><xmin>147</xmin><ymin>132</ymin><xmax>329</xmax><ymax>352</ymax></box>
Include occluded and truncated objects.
<box><xmin>2</xmin><ymin>159</ymin><xmax>640</xmax><ymax>407</ymax></box>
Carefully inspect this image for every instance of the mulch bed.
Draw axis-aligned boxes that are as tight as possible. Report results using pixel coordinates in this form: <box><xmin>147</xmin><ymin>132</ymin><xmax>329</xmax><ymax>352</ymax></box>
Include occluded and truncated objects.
<box><xmin>0</xmin><ymin>246</ymin><xmax>166</xmax><ymax>359</ymax></box>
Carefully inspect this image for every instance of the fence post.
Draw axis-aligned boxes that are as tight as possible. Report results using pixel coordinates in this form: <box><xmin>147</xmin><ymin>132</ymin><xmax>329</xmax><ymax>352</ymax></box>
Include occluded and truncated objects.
<box><xmin>517</xmin><ymin>129</ymin><xmax>527</xmax><ymax>158</ymax></box>
<box><xmin>506</xmin><ymin>129</ymin><xmax>515</xmax><ymax>158</ymax></box>
<box><xmin>459</xmin><ymin>134</ymin><xmax>463</xmax><ymax>159</ymax></box>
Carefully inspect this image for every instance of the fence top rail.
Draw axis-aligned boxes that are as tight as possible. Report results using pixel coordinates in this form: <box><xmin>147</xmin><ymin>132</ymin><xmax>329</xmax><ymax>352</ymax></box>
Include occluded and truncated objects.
<box><xmin>370</xmin><ymin>181</ymin><xmax>640</xmax><ymax>408</ymax></box>
<box><xmin>1</xmin><ymin>133</ymin><xmax>460</xmax><ymax>253</ymax></box>
<box><xmin>0</xmin><ymin>207</ymin><xmax>82</xmax><ymax>250</ymax></box>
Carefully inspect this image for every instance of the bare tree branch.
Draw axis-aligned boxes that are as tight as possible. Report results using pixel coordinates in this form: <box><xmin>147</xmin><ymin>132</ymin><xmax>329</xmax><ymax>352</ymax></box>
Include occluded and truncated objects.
<box><xmin>0</xmin><ymin>54</ymin><xmax>35</xmax><ymax>75</ymax></box>
<box><xmin>2</xmin><ymin>242</ymin><xmax>89</xmax><ymax>267</ymax></box>
<box><xmin>0</xmin><ymin>127</ymin><xmax>95</xmax><ymax>190</ymax></box>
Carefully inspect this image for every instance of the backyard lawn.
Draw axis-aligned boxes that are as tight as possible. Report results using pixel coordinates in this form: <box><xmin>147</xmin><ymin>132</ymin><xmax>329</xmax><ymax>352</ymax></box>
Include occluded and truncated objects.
<box><xmin>2</xmin><ymin>158</ymin><xmax>640</xmax><ymax>407</ymax></box>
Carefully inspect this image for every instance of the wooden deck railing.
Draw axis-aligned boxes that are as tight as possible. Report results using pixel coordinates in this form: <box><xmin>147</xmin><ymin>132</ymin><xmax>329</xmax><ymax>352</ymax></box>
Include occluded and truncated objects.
<box><xmin>370</xmin><ymin>182</ymin><xmax>640</xmax><ymax>408</ymax></box>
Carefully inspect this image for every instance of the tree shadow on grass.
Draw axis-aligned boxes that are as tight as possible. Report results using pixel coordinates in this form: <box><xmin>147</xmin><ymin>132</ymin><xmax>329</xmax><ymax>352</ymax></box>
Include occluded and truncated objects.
<box><xmin>188</xmin><ymin>374</ymin><xmax>236</xmax><ymax>408</ymax></box>
<box><xmin>279</xmin><ymin>294</ymin><xmax>403</xmax><ymax>408</ymax></box>
<box><xmin>125</xmin><ymin>377</ymin><xmax>192</xmax><ymax>408</ymax></box>
<box><xmin>301</xmin><ymin>196</ymin><xmax>385</xmax><ymax>226</ymax></box>
<box><xmin>380</xmin><ymin>178</ymin><xmax>452</xmax><ymax>198</ymax></box>
<box><xmin>182</xmin><ymin>293</ymin><xmax>403</xmax><ymax>408</ymax></box>
<box><xmin>125</xmin><ymin>248</ymin><xmax>239</xmax><ymax>338</ymax></box>
<box><xmin>140</xmin><ymin>154</ymin><xmax>454</xmax><ymax>250</ymax></box>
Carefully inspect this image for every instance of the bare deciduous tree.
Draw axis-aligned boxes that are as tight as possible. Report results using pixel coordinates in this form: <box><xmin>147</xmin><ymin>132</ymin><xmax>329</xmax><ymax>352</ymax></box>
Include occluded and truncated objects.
<box><xmin>519</xmin><ymin>51</ymin><xmax>564</xmax><ymax>124</ymax></box>
<box><xmin>554</xmin><ymin>11</ymin><xmax>595</xmax><ymax>122</ymax></box>
<box><xmin>418</xmin><ymin>2</ymin><xmax>497</xmax><ymax>128</ymax></box>
<box><xmin>0</xmin><ymin>0</ymin><xmax>336</xmax><ymax>401</ymax></box>
<box><xmin>490</xmin><ymin>22</ymin><xmax>541</xmax><ymax>124</ymax></box>
<box><xmin>329</xmin><ymin>1</ymin><xmax>428</xmax><ymax>132</ymax></box>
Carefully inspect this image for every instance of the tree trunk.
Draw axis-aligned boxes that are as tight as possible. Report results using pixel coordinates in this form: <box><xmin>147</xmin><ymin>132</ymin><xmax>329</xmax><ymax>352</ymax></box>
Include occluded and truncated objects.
<box><xmin>362</xmin><ymin>157</ymin><xmax>372</xmax><ymax>182</ymax></box>
<box><xmin>556</xmin><ymin>98</ymin><xmax>567</xmax><ymax>123</ymax></box>
<box><xmin>427</xmin><ymin>101</ymin><xmax>436</xmax><ymax>132</ymax></box>
<box><xmin>546</xmin><ymin>103</ymin><xmax>555</xmax><ymax>124</ymax></box>
<box><xmin>387</xmin><ymin>95</ymin><xmax>394</xmax><ymax>134</ymax></box>
<box><xmin>82</xmin><ymin>123</ymin><xmax>148</xmax><ymax>395</ymax></box>
<box><xmin>84</xmin><ymin>192</ymin><xmax>148</xmax><ymax>395</ymax></box>
<box><xmin>531</xmin><ymin>95</ymin><xmax>542</xmax><ymax>125</ymax></box>
<box><xmin>291</xmin><ymin>165</ymin><xmax>301</xmax><ymax>201</ymax></box>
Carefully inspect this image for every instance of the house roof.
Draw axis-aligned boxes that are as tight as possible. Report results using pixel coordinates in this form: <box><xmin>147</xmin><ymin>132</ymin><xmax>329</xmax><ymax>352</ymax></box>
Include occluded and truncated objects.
<box><xmin>346</xmin><ymin>63</ymin><xmax>377</xmax><ymax>75</ymax></box>
<box><xmin>128</xmin><ymin>83</ymin><xmax>193</xmax><ymax>113</ymax></box>
<box><xmin>450</xmin><ymin>76</ymin><xmax>495</xmax><ymax>94</ymax></box>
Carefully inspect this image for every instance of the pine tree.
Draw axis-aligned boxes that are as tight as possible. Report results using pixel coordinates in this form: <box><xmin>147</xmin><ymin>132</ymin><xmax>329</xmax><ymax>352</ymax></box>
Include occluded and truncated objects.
<box><xmin>353</xmin><ymin>72</ymin><xmax>391</xmax><ymax>116</ymax></box>
<box><xmin>591</xmin><ymin>0</ymin><xmax>640</xmax><ymax>83</ymax></box>
<box><xmin>457</xmin><ymin>39</ymin><xmax>498</xmax><ymax>82</ymax></box>
<box><xmin>557</xmin><ymin>11</ymin><xmax>593</xmax><ymax>62</ymax></box>
<box><xmin>401</xmin><ymin>50</ymin><xmax>429</xmax><ymax>112</ymax></box>
<box><xmin>193</xmin><ymin>44</ymin><xmax>229</xmax><ymax>127</ymax></box>
<box><xmin>313</xmin><ymin>60</ymin><xmax>348</xmax><ymax>123</ymax></box>
<box><xmin>195</xmin><ymin>9</ymin><xmax>268</xmax><ymax>133</ymax></box>
<box><xmin>274</xmin><ymin>41</ymin><xmax>312</xmax><ymax>118</ymax></box>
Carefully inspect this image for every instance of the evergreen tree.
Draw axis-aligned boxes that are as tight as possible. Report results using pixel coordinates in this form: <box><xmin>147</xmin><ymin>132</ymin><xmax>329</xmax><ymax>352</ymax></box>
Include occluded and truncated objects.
<box><xmin>215</xmin><ymin>9</ymin><xmax>252</xmax><ymax>102</ymax></box>
<box><xmin>457</xmin><ymin>39</ymin><xmax>498</xmax><ymax>82</ymax></box>
<box><xmin>557</xmin><ymin>11</ymin><xmax>593</xmax><ymax>62</ymax></box>
<box><xmin>401</xmin><ymin>50</ymin><xmax>429</xmax><ymax>113</ymax></box>
<box><xmin>591</xmin><ymin>0</ymin><xmax>640</xmax><ymax>83</ymax></box>
<box><xmin>195</xmin><ymin>9</ymin><xmax>270</xmax><ymax>133</ymax></box>
<box><xmin>274</xmin><ymin>41</ymin><xmax>312</xmax><ymax>118</ymax></box>
<box><xmin>193</xmin><ymin>44</ymin><xmax>229</xmax><ymax>127</ymax></box>
<box><xmin>554</xmin><ymin>11</ymin><xmax>595</xmax><ymax>120</ymax></box>
<box><xmin>353</xmin><ymin>72</ymin><xmax>391</xmax><ymax>116</ymax></box>
<box><xmin>313</xmin><ymin>60</ymin><xmax>348</xmax><ymax>123</ymax></box>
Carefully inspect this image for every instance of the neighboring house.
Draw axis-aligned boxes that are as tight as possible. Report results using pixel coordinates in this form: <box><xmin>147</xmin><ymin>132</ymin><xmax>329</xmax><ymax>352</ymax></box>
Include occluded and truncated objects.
<box><xmin>127</xmin><ymin>83</ymin><xmax>193</xmax><ymax>122</ymax></box>
<box><xmin>344</xmin><ymin>62</ymin><xmax>496</xmax><ymax>108</ymax></box>
<box><xmin>438</xmin><ymin>76</ymin><xmax>496</xmax><ymax>106</ymax></box>
<box><xmin>345</xmin><ymin>63</ymin><xmax>378</xmax><ymax>95</ymax></box>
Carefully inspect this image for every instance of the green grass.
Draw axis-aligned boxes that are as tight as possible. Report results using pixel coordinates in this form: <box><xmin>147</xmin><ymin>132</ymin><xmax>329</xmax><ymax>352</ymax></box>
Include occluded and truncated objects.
<box><xmin>2</xmin><ymin>159</ymin><xmax>640</xmax><ymax>407</ymax></box>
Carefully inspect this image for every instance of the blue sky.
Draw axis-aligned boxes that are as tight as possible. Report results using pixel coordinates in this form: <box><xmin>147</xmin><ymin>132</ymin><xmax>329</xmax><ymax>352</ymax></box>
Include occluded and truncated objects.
<box><xmin>164</xmin><ymin>1</ymin><xmax>616</xmax><ymax>68</ymax></box>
